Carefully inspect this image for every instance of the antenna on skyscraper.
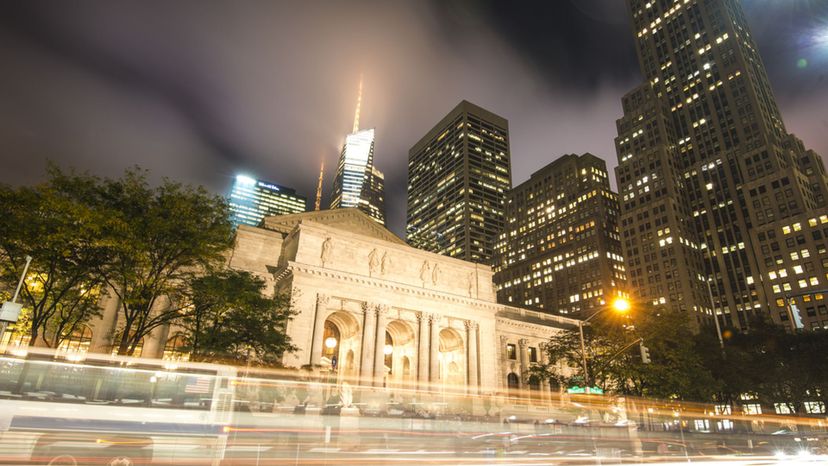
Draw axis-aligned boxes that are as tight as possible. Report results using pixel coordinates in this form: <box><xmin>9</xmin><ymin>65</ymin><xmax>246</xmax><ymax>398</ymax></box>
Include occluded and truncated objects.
<box><xmin>352</xmin><ymin>73</ymin><xmax>363</xmax><ymax>133</ymax></box>
<box><xmin>314</xmin><ymin>162</ymin><xmax>324</xmax><ymax>211</ymax></box>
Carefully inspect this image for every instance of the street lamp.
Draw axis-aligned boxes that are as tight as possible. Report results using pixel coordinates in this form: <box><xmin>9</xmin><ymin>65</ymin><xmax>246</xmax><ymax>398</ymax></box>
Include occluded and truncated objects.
<box><xmin>577</xmin><ymin>297</ymin><xmax>630</xmax><ymax>394</ymax></box>
<box><xmin>0</xmin><ymin>256</ymin><xmax>33</xmax><ymax>345</ymax></box>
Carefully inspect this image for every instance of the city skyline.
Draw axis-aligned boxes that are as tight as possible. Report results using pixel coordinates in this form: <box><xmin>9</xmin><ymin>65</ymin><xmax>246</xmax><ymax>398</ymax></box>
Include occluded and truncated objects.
<box><xmin>1</xmin><ymin>1</ymin><xmax>826</xmax><ymax>237</ymax></box>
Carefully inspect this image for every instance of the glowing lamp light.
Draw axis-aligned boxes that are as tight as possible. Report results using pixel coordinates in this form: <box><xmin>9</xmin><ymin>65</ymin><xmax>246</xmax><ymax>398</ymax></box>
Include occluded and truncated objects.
<box><xmin>324</xmin><ymin>336</ymin><xmax>338</xmax><ymax>349</ymax></box>
<box><xmin>383</xmin><ymin>344</ymin><xmax>393</xmax><ymax>355</ymax></box>
<box><xmin>611</xmin><ymin>297</ymin><xmax>631</xmax><ymax>313</ymax></box>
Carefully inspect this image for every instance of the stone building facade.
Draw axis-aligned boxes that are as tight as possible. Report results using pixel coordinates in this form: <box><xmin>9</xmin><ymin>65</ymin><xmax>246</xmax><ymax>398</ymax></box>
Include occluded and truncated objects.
<box><xmin>230</xmin><ymin>209</ymin><xmax>578</xmax><ymax>394</ymax></box>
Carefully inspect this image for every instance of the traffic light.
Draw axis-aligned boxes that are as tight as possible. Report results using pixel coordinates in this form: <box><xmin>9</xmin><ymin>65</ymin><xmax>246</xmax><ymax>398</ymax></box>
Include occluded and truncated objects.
<box><xmin>639</xmin><ymin>342</ymin><xmax>651</xmax><ymax>364</ymax></box>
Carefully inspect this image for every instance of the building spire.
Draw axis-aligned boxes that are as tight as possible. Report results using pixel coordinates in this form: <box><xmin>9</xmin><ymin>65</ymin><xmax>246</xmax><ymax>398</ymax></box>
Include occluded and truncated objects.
<box><xmin>352</xmin><ymin>73</ymin><xmax>363</xmax><ymax>133</ymax></box>
<box><xmin>314</xmin><ymin>162</ymin><xmax>324</xmax><ymax>211</ymax></box>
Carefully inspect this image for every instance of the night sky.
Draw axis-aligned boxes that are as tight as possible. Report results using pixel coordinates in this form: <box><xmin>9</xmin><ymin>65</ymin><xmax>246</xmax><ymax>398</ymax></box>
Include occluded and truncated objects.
<box><xmin>1</xmin><ymin>0</ymin><xmax>827</xmax><ymax>235</ymax></box>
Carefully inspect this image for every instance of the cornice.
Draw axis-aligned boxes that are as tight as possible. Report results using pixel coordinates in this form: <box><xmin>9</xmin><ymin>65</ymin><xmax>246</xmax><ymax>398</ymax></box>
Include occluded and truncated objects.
<box><xmin>281</xmin><ymin>261</ymin><xmax>500</xmax><ymax>311</ymax></box>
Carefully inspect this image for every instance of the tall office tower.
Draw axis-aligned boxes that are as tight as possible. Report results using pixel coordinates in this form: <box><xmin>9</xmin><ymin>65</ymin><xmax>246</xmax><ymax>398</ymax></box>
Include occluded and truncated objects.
<box><xmin>616</xmin><ymin>0</ymin><xmax>828</xmax><ymax>331</ymax></box>
<box><xmin>229</xmin><ymin>175</ymin><xmax>307</xmax><ymax>228</ymax></box>
<box><xmin>329</xmin><ymin>77</ymin><xmax>386</xmax><ymax>225</ymax></box>
<box><xmin>407</xmin><ymin>100</ymin><xmax>512</xmax><ymax>264</ymax></box>
<box><xmin>493</xmin><ymin>154</ymin><xmax>627</xmax><ymax>317</ymax></box>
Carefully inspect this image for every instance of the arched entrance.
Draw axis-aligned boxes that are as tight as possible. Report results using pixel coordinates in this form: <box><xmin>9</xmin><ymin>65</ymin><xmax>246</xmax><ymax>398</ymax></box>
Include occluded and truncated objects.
<box><xmin>384</xmin><ymin>320</ymin><xmax>416</xmax><ymax>388</ymax></box>
<box><xmin>438</xmin><ymin>328</ymin><xmax>465</xmax><ymax>388</ymax></box>
<box><xmin>322</xmin><ymin>311</ymin><xmax>360</xmax><ymax>381</ymax></box>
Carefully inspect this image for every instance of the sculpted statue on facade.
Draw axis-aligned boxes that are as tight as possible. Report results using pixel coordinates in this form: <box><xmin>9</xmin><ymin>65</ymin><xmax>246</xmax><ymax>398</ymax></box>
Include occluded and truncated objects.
<box><xmin>320</xmin><ymin>237</ymin><xmax>333</xmax><ymax>266</ymax></box>
<box><xmin>368</xmin><ymin>248</ymin><xmax>380</xmax><ymax>275</ymax></box>
<box><xmin>431</xmin><ymin>264</ymin><xmax>440</xmax><ymax>285</ymax></box>
<box><xmin>419</xmin><ymin>261</ymin><xmax>430</xmax><ymax>284</ymax></box>
<box><xmin>380</xmin><ymin>251</ymin><xmax>389</xmax><ymax>275</ymax></box>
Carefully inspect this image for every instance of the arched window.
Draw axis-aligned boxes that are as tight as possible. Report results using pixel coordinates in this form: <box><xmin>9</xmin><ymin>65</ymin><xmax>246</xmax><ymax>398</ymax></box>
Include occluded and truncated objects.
<box><xmin>507</xmin><ymin>372</ymin><xmax>520</xmax><ymax>390</ymax></box>
<box><xmin>57</xmin><ymin>325</ymin><xmax>93</xmax><ymax>360</ymax></box>
<box><xmin>163</xmin><ymin>334</ymin><xmax>190</xmax><ymax>361</ymax></box>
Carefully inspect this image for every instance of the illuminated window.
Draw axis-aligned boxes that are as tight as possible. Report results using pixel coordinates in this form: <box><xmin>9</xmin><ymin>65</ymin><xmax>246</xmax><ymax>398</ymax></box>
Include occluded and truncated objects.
<box><xmin>506</xmin><ymin>344</ymin><xmax>517</xmax><ymax>360</ymax></box>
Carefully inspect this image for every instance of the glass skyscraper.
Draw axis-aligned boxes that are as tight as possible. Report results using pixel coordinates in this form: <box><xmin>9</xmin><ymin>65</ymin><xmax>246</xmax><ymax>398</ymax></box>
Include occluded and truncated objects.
<box><xmin>229</xmin><ymin>175</ymin><xmax>307</xmax><ymax>228</ymax></box>
<box><xmin>329</xmin><ymin>78</ymin><xmax>386</xmax><ymax>226</ymax></box>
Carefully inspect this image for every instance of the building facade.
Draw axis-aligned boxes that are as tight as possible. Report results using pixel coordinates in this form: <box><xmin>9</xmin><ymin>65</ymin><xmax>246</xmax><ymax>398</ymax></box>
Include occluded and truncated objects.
<box><xmin>494</xmin><ymin>154</ymin><xmax>627</xmax><ymax>317</ymax></box>
<box><xmin>407</xmin><ymin>100</ymin><xmax>512</xmax><ymax>265</ymax></box>
<box><xmin>229</xmin><ymin>174</ymin><xmax>307</xmax><ymax>228</ymax></box>
<box><xmin>228</xmin><ymin>209</ymin><xmax>577</xmax><ymax>393</ymax></box>
<box><xmin>616</xmin><ymin>0</ymin><xmax>828</xmax><ymax>330</ymax></box>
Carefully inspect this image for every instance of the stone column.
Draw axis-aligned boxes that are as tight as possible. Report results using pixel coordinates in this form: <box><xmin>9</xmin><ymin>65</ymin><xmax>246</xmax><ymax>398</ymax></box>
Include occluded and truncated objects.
<box><xmin>429</xmin><ymin>314</ymin><xmax>441</xmax><ymax>384</ymax></box>
<box><xmin>539</xmin><ymin>342</ymin><xmax>551</xmax><ymax>400</ymax></box>
<box><xmin>372</xmin><ymin>305</ymin><xmax>389</xmax><ymax>387</ymax></box>
<box><xmin>465</xmin><ymin>321</ymin><xmax>479</xmax><ymax>393</ymax></box>
<box><xmin>360</xmin><ymin>302</ymin><xmax>377</xmax><ymax>382</ymax></box>
<box><xmin>310</xmin><ymin>294</ymin><xmax>329</xmax><ymax>366</ymax></box>
<box><xmin>417</xmin><ymin>312</ymin><xmax>429</xmax><ymax>385</ymax></box>
<box><xmin>89</xmin><ymin>288</ymin><xmax>121</xmax><ymax>354</ymax></box>
<box><xmin>499</xmin><ymin>335</ymin><xmax>509</xmax><ymax>389</ymax></box>
<box><xmin>518</xmin><ymin>338</ymin><xmax>529</xmax><ymax>387</ymax></box>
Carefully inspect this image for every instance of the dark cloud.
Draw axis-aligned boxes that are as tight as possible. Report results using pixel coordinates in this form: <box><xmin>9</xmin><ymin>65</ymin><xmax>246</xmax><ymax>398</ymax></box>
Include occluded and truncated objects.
<box><xmin>0</xmin><ymin>0</ymin><xmax>826</xmax><ymax>236</ymax></box>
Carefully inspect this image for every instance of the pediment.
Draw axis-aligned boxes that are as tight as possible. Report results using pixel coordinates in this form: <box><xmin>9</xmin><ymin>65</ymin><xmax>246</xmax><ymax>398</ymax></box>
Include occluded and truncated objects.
<box><xmin>262</xmin><ymin>208</ymin><xmax>406</xmax><ymax>245</ymax></box>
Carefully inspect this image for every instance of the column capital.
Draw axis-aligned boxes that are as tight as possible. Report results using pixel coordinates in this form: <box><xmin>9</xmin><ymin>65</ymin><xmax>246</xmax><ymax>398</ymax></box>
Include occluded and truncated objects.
<box><xmin>499</xmin><ymin>335</ymin><xmax>509</xmax><ymax>346</ymax></box>
<box><xmin>416</xmin><ymin>311</ymin><xmax>427</xmax><ymax>322</ymax></box>
<box><xmin>375</xmin><ymin>304</ymin><xmax>390</xmax><ymax>317</ymax></box>
<box><xmin>518</xmin><ymin>338</ymin><xmax>529</xmax><ymax>348</ymax></box>
<box><xmin>428</xmin><ymin>313</ymin><xmax>441</xmax><ymax>324</ymax></box>
<box><xmin>464</xmin><ymin>320</ymin><xmax>478</xmax><ymax>331</ymax></box>
<box><xmin>316</xmin><ymin>293</ymin><xmax>330</xmax><ymax>307</ymax></box>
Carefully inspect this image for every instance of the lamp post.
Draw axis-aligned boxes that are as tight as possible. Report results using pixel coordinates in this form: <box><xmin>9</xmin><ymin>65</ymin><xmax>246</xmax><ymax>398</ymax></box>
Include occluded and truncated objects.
<box><xmin>577</xmin><ymin>297</ymin><xmax>630</xmax><ymax>394</ymax></box>
<box><xmin>0</xmin><ymin>255</ymin><xmax>33</xmax><ymax>345</ymax></box>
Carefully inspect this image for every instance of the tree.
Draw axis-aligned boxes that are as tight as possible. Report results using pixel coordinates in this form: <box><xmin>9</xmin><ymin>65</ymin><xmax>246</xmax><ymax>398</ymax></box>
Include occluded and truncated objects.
<box><xmin>94</xmin><ymin>168</ymin><xmax>234</xmax><ymax>355</ymax></box>
<box><xmin>703</xmin><ymin>317</ymin><xmax>828</xmax><ymax>413</ymax></box>
<box><xmin>180</xmin><ymin>269</ymin><xmax>296</xmax><ymax>365</ymax></box>
<box><xmin>529</xmin><ymin>305</ymin><xmax>717</xmax><ymax>401</ymax></box>
<box><xmin>0</xmin><ymin>167</ymin><xmax>109</xmax><ymax>347</ymax></box>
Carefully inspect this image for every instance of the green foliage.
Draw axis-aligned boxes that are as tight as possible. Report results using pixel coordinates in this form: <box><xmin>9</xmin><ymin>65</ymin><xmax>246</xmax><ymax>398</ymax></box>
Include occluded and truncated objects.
<box><xmin>93</xmin><ymin>167</ymin><xmax>234</xmax><ymax>355</ymax></box>
<box><xmin>700</xmin><ymin>316</ymin><xmax>828</xmax><ymax>412</ymax></box>
<box><xmin>0</xmin><ymin>166</ymin><xmax>108</xmax><ymax>347</ymax></box>
<box><xmin>531</xmin><ymin>305</ymin><xmax>717</xmax><ymax>401</ymax></box>
<box><xmin>180</xmin><ymin>269</ymin><xmax>296</xmax><ymax>366</ymax></box>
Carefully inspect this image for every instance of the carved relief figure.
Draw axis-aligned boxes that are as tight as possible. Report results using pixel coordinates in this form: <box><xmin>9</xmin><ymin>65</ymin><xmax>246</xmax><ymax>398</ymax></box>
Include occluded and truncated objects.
<box><xmin>320</xmin><ymin>237</ymin><xmax>333</xmax><ymax>266</ymax></box>
<box><xmin>380</xmin><ymin>252</ymin><xmax>389</xmax><ymax>275</ymax></box>
<box><xmin>419</xmin><ymin>261</ymin><xmax>431</xmax><ymax>284</ymax></box>
<box><xmin>431</xmin><ymin>263</ymin><xmax>440</xmax><ymax>285</ymax></box>
<box><xmin>467</xmin><ymin>272</ymin><xmax>476</xmax><ymax>298</ymax></box>
<box><xmin>368</xmin><ymin>248</ymin><xmax>380</xmax><ymax>275</ymax></box>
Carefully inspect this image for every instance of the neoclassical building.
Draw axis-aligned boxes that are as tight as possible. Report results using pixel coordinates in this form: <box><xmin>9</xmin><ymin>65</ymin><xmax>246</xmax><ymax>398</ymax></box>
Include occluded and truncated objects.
<box><xmin>229</xmin><ymin>209</ymin><xmax>579</xmax><ymax>394</ymax></box>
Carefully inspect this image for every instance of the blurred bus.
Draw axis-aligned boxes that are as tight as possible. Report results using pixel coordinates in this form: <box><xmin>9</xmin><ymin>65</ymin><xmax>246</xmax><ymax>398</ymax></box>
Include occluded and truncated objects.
<box><xmin>0</xmin><ymin>351</ymin><xmax>235</xmax><ymax>465</ymax></box>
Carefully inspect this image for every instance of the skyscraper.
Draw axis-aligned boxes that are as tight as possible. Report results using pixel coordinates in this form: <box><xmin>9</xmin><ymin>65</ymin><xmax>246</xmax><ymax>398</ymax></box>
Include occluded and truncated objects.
<box><xmin>407</xmin><ymin>100</ymin><xmax>512</xmax><ymax>264</ymax></box>
<box><xmin>494</xmin><ymin>154</ymin><xmax>627</xmax><ymax>317</ymax></box>
<box><xmin>330</xmin><ymin>76</ymin><xmax>386</xmax><ymax>226</ymax></box>
<box><xmin>616</xmin><ymin>0</ymin><xmax>828</xmax><ymax>331</ymax></box>
<box><xmin>229</xmin><ymin>175</ymin><xmax>307</xmax><ymax>228</ymax></box>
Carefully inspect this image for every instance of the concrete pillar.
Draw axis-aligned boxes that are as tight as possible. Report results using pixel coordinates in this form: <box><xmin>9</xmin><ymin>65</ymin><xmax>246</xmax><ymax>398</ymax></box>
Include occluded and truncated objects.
<box><xmin>360</xmin><ymin>302</ymin><xmax>377</xmax><ymax>382</ymax></box>
<box><xmin>429</xmin><ymin>314</ymin><xmax>441</xmax><ymax>384</ymax></box>
<box><xmin>310</xmin><ymin>294</ymin><xmax>329</xmax><ymax>366</ymax></box>
<box><xmin>372</xmin><ymin>305</ymin><xmax>389</xmax><ymax>387</ymax></box>
<box><xmin>417</xmin><ymin>312</ymin><xmax>429</xmax><ymax>385</ymax></box>
<box><xmin>518</xmin><ymin>338</ymin><xmax>529</xmax><ymax>387</ymax></box>
<box><xmin>465</xmin><ymin>321</ymin><xmax>479</xmax><ymax>393</ymax></box>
